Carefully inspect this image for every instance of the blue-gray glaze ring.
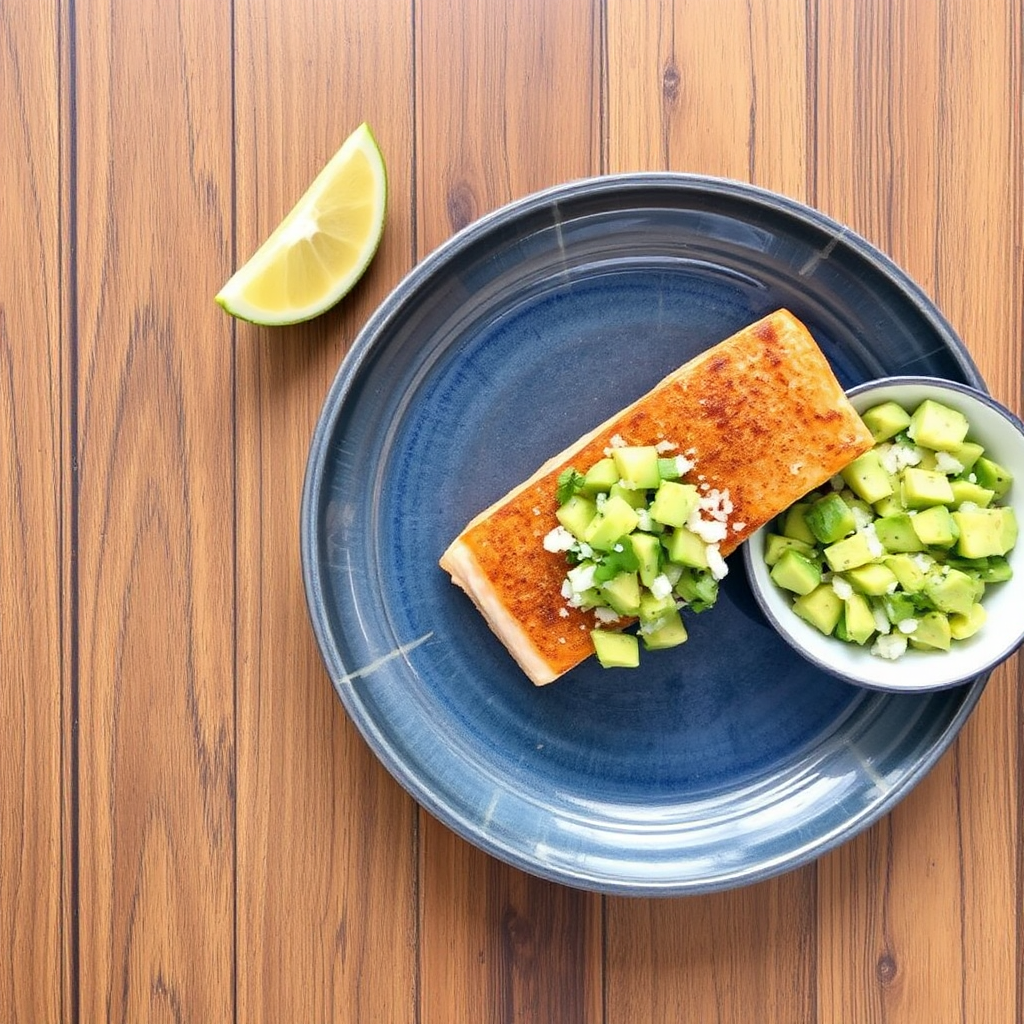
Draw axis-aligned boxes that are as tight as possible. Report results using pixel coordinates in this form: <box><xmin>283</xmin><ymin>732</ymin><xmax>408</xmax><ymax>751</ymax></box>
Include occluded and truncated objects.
<box><xmin>301</xmin><ymin>173</ymin><xmax>987</xmax><ymax>895</ymax></box>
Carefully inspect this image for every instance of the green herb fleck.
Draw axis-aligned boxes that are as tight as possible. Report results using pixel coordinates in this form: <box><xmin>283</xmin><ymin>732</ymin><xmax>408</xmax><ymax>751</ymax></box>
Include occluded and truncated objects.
<box><xmin>556</xmin><ymin>467</ymin><xmax>586</xmax><ymax>505</ymax></box>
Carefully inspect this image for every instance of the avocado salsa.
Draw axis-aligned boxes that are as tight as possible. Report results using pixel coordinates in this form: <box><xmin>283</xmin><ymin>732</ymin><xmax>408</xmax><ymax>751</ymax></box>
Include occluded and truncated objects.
<box><xmin>545</xmin><ymin>438</ymin><xmax>730</xmax><ymax>669</ymax></box>
<box><xmin>764</xmin><ymin>397</ymin><xmax>1017</xmax><ymax>659</ymax></box>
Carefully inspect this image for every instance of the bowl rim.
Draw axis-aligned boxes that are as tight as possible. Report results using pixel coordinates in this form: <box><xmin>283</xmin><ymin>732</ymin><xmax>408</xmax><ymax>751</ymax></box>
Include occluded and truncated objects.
<box><xmin>743</xmin><ymin>375</ymin><xmax>1024</xmax><ymax>694</ymax></box>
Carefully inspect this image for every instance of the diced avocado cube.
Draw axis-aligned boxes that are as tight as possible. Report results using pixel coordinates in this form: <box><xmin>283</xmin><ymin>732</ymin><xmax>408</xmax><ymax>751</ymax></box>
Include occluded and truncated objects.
<box><xmin>792</xmin><ymin>584</ymin><xmax>844</xmax><ymax>636</ymax></box>
<box><xmin>629</xmin><ymin>532</ymin><xmax>662</xmax><ymax>588</ymax></box>
<box><xmin>949</xmin><ymin>479</ymin><xmax>995</xmax><ymax>508</ymax></box>
<box><xmin>915</xmin><ymin>448</ymin><xmax>939</xmax><ymax>471</ymax></box>
<box><xmin>662</xmin><ymin>527</ymin><xmax>709</xmax><ymax>569</ymax></box>
<box><xmin>861</xmin><ymin>401</ymin><xmax>912</xmax><ymax>442</ymax></box>
<box><xmin>823</xmin><ymin>532</ymin><xmax>877</xmax><ymax>572</ymax></box>
<box><xmin>873</xmin><ymin>491</ymin><xmax>906</xmax><ymax>518</ymax></box>
<box><xmin>901</xmin><ymin>467</ymin><xmax>956</xmax><ymax>508</ymax></box>
<box><xmin>781</xmin><ymin>503</ymin><xmax>817</xmax><ymax>545</ymax></box>
<box><xmin>910</xmin><ymin>505</ymin><xmax>959</xmax><ymax>548</ymax></box>
<box><xmin>769</xmin><ymin>549</ymin><xmax>822</xmax><ymax>596</ymax></box>
<box><xmin>972</xmin><ymin>456</ymin><xmax>1013</xmax><ymax>499</ymax></box>
<box><xmin>952</xmin><ymin>508</ymin><xmax>1010</xmax><ymax>559</ymax></box>
<box><xmin>949</xmin><ymin>603</ymin><xmax>987</xmax><ymax>640</ymax></box>
<box><xmin>600</xmin><ymin>571</ymin><xmax>642</xmax><ymax>617</ymax></box>
<box><xmin>638</xmin><ymin>590</ymin><xmax>678</xmax><ymax>626</ymax></box>
<box><xmin>574</xmin><ymin>587</ymin><xmax>607</xmax><ymax>610</ymax></box>
<box><xmin>841</xmin><ymin>450</ymin><xmax>894</xmax><ymax>504</ymax></box>
<box><xmin>581</xmin><ymin>457</ymin><xmax>620</xmax><ymax>496</ymax></box>
<box><xmin>874</xmin><ymin>513</ymin><xmax>925</xmax><ymax>553</ymax></box>
<box><xmin>805</xmin><ymin>493</ymin><xmax>857</xmax><ymax>544</ymax></box>
<box><xmin>844</xmin><ymin>593</ymin><xmax>877</xmax><ymax>645</ymax></box>
<box><xmin>908</xmin><ymin>399</ymin><xmax>970</xmax><ymax>450</ymax></box>
<box><xmin>923</xmin><ymin>567</ymin><xmax>977</xmax><ymax>617</ymax></box>
<box><xmin>609</xmin><ymin>481</ymin><xmax>648</xmax><ymax>509</ymax></box>
<box><xmin>611</xmin><ymin>446</ymin><xmax>661</xmax><ymax>490</ymax></box>
<box><xmin>976</xmin><ymin>555</ymin><xmax>1012</xmax><ymax>583</ymax></box>
<box><xmin>845</xmin><ymin>562</ymin><xmax>900</xmax><ymax>596</ymax></box>
<box><xmin>884</xmin><ymin>553</ymin><xmax>928</xmax><ymax>592</ymax></box>
<box><xmin>910</xmin><ymin>611</ymin><xmax>952</xmax><ymax>651</ymax></box>
<box><xmin>648</xmin><ymin>480</ymin><xmax>700</xmax><ymax>528</ymax></box>
<box><xmin>673</xmin><ymin>568</ymin><xmax>718</xmax><ymax>610</ymax></box>
<box><xmin>584</xmin><ymin>494</ymin><xmax>641</xmax><ymax>550</ymax></box>
<box><xmin>883</xmin><ymin>592</ymin><xmax>917</xmax><ymax>624</ymax></box>
<box><xmin>556</xmin><ymin>494</ymin><xmax>598</xmax><ymax>540</ymax></box>
<box><xmin>657</xmin><ymin>456</ymin><xmax>684</xmax><ymax>481</ymax></box>
<box><xmin>948</xmin><ymin>440</ymin><xmax>985</xmax><ymax>473</ymax></box>
<box><xmin>591</xmin><ymin>630</ymin><xmax>640</xmax><ymax>668</ymax></box>
<box><xmin>999</xmin><ymin>506</ymin><xmax>1018</xmax><ymax>554</ymax></box>
<box><xmin>764</xmin><ymin>533</ymin><xmax>816</xmax><ymax>566</ymax></box>
<box><xmin>641</xmin><ymin>610</ymin><xmax>689</xmax><ymax>650</ymax></box>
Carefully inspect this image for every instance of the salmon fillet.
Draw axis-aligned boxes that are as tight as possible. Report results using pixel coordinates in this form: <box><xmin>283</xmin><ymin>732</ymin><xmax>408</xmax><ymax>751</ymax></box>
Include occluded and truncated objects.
<box><xmin>440</xmin><ymin>309</ymin><xmax>874</xmax><ymax>685</ymax></box>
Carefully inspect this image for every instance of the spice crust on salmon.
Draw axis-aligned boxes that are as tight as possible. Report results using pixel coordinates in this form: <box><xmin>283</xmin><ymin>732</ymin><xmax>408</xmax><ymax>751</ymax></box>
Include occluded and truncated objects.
<box><xmin>440</xmin><ymin>309</ymin><xmax>875</xmax><ymax>685</ymax></box>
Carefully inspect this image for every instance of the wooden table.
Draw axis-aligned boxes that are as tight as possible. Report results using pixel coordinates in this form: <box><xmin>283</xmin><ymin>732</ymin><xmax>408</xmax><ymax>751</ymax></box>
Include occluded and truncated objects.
<box><xmin>4</xmin><ymin>1</ymin><xmax>1021</xmax><ymax>1021</ymax></box>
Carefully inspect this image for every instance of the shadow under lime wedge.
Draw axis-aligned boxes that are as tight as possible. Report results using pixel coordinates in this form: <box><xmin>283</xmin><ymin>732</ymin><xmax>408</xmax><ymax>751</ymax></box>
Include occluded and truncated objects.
<box><xmin>216</xmin><ymin>122</ymin><xmax>387</xmax><ymax>326</ymax></box>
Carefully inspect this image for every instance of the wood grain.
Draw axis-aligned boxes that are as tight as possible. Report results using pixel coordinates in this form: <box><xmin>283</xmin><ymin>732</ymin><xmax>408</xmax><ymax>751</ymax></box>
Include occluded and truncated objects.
<box><xmin>604</xmin><ymin>4</ymin><xmax>817</xmax><ymax>1022</ymax></box>
<box><xmin>3</xmin><ymin>1</ymin><xmax>1023</xmax><ymax>1021</ymax></box>
<box><xmin>0</xmin><ymin>3</ymin><xmax>64</xmax><ymax>1022</ymax></box>
<box><xmin>233</xmin><ymin>1</ymin><xmax>418</xmax><ymax>1021</ymax></box>
<box><xmin>72</xmin><ymin>1</ymin><xmax>235</xmax><ymax>1021</ymax></box>
<box><xmin>415</xmin><ymin>3</ymin><xmax>604</xmax><ymax>1022</ymax></box>
<box><xmin>814</xmin><ymin>3</ymin><xmax>1022</xmax><ymax>1021</ymax></box>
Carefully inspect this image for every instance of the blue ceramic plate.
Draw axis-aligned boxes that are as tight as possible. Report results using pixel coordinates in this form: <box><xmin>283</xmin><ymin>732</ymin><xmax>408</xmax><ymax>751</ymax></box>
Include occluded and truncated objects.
<box><xmin>301</xmin><ymin>174</ymin><xmax>986</xmax><ymax>895</ymax></box>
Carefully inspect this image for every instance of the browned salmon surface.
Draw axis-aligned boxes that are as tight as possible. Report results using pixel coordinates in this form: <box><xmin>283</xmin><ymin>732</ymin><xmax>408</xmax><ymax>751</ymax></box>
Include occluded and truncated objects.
<box><xmin>440</xmin><ymin>309</ymin><xmax>875</xmax><ymax>684</ymax></box>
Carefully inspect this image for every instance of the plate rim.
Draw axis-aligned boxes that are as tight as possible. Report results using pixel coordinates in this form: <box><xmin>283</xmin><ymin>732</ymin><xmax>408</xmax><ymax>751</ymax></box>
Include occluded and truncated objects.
<box><xmin>300</xmin><ymin>172</ymin><xmax>989</xmax><ymax>895</ymax></box>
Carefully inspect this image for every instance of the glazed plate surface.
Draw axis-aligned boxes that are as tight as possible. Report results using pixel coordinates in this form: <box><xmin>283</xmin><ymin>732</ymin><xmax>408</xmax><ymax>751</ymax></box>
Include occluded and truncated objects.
<box><xmin>301</xmin><ymin>175</ymin><xmax>984</xmax><ymax>895</ymax></box>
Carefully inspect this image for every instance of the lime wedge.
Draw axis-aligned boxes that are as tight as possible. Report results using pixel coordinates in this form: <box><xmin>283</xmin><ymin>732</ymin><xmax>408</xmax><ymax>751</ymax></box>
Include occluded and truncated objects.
<box><xmin>216</xmin><ymin>122</ymin><xmax>387</xmax><ymax>325</ymax></box>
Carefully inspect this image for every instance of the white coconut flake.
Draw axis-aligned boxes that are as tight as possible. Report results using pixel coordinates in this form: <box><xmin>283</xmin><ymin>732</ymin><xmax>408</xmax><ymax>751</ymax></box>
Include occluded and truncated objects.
<box><xmin>593</xmin><ymin>606</ymin><xmax>621</xmax><ymax>624</ymax></box>
<box><xmin>603</xmin><ymin>433</ymin><xmax>627</xmax><ymax>455</ymax></box>
<box><xmin>649</xmin><ymin>574</ymin><xmax>673</xmax><ymax>600</ymax></box>
<box><xmin>851</xmin><ymin>505</ymin><xmax>875</xmax><ymax>530</ymax></box>
<box><xmin>686</xmin><ymin>511</ymin><xmax>729</xmax><ymax>545</ymax></box>
<box><xmin>655</xmin><ymin>439</ymin><xmax>677</xmax><ymax>453</ymax></box>
<box><xmin>897</xmin><ymin>618</ymin><xmax>919</xmax><ymax>634</ymax></box>
<box><xmin>872</xmin><ymin>605</ymin><xmax>892</xmax><ymax>635</ymax></box>
<box><xmin>558</xmin><ymin>607</ymin><xmax>570</xmax><ymax>619</ymax></box>
<box><xmin>542</xmin><ymin>525</ymin><xmax>577</xmax><ymax>553</ymax></box>
<box><xmin>789</xmin><ymin>461</ymin><xmax>804</xmax><ymax>475</ymax></box>
<box><xmin>859</xmin><ymin>522</ymin><xmax>885</xmax><ymax>559</ymax></box>
<box><xmin>935</xmin><ymin>451</ymin><xmax>965</xmax><ymax>476</ymax></box>
<box><xmin>567</xmin><ymin>562</ymin><xmax>596</xmax><ymax>593</ymax></box>
<box><xmin>732</xmin><ymin>521</ymin><xmax>746</xmax><ymax>532</ymax></box>
<box><xmin>706</xmin><ymin>545</ymin><xmax>729</xmax><ymax>580</ymax></box>
<box><xmin>831</xmin><ymin>577</ymin><xmax>854</xmax><ymax>600</ymax></box>
<box><xmin>872</xmin><ymin>633</ymin><xmax>908</xmax><ymax>660</ymax></box>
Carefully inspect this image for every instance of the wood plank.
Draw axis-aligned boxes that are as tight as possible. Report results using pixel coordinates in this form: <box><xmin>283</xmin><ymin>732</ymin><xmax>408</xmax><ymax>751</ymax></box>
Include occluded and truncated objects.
<box><xmin>0</xmin><ymin>3</ymin><xmax>64</xmax><ymax>1022</ymax></box>
<box><xmin>415</xmin><ymin>2</ymin><xmax>603</xmax><ymax>1022</ymax></box>
<box><xmin>72</xmin><ymin>2</ymin><xmax>235</xmax><ymax>1021</ymax></box>
<box><xmin>232</xmin><ymin>1</ymin><xmax>418</xmax><ymax>1021</ymax></box>
<box><xmin>814</xmin><ymin>2</ymin><xmax>1021</xmax><ymax>1021</ymax></box>
<box><xmin>603</xmin><ymin>3</ymin><xmax>815</xmax><ymax>1022</ymax></box>
<box><xmin>606</xmin><ymin>0</ymin><xmax>809</xmax><ymax>198</ymax></box>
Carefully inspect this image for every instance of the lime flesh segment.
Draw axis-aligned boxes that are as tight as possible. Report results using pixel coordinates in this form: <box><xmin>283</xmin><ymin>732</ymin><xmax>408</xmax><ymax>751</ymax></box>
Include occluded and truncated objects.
<box><xmin>216</xmin><ymin>122</ymin><xmax>387</xmax><ymax>325</ymax></box>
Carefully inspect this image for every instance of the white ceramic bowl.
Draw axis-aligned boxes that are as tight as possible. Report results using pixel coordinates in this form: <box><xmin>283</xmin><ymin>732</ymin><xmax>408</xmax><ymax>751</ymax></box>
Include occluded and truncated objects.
<box><xmin>744</xmin><ymin>376</ymin><xmax>1024</xmax><ymax>692</ymax></box>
